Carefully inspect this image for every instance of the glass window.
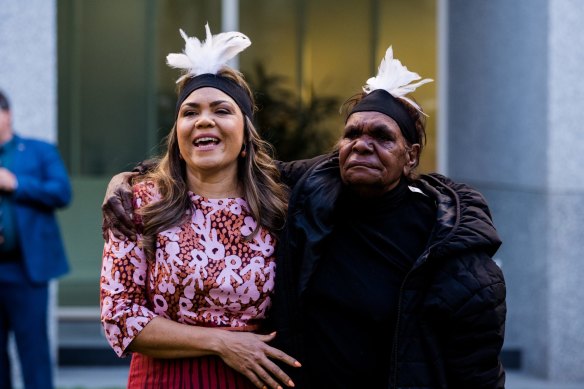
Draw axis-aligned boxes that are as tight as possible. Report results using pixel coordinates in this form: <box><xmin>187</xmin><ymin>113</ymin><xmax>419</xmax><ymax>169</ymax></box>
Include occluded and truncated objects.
<box><xmin>57</xmin><ymin>0</ymin><xmax>436</xmax><ymax>307</ymax></box>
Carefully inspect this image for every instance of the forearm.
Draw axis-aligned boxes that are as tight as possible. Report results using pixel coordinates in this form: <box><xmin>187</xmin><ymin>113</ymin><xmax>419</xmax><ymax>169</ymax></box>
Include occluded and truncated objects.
<box><xmin>128</xmin><ymin>316</ymin><xmax>226</xmax><ymax>358</ymax></box>
<box><xmin>276</xmin><ymin>153</ymin><xmax>330</xmax><ymax>188</ymax></box>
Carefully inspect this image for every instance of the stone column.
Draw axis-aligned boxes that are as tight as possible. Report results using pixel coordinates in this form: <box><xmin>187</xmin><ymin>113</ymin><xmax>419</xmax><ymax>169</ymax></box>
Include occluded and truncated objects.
<box><xmin>0</xmin><ymin>0</ymin><xmax>58</xmax><ymax>142</ymax></box>
<box><xmin>446</xmin><ymin>0</ymin><xmax>584</xmax><ymax>381</ymax></box>
<box><xmin>0</xmin><ymin>0</ymin><xmax>59</xmax><ymax>386</ymax></box>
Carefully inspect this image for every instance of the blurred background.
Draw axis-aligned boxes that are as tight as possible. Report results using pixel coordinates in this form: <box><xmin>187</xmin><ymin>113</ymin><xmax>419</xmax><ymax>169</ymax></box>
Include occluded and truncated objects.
<box><xmin>1</xmin><ymin>0</ymin><xmax>584</xmax><ymax>387</ymax></box>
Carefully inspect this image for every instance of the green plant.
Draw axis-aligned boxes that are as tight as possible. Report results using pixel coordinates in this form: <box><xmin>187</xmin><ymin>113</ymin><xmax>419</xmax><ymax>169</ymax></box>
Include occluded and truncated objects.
<box><xmin>248</xmin><ymin>63</ymin><xmax>341</xmax><ymax>161</ymax></box>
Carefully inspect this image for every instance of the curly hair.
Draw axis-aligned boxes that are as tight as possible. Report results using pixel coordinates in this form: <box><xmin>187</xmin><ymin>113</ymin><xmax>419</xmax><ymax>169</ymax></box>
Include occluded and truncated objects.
<box><xmin>136</xmin><ymin>67</ymin><xmax>289</xmax><ymax>260</ymax></box>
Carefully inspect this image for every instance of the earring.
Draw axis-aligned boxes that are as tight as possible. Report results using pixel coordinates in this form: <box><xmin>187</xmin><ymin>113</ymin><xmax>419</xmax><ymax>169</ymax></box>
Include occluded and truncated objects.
<box><xmin>240</xmin><ymin>144</ymin><xmax>247</xmax><ymax>158</ymax></box>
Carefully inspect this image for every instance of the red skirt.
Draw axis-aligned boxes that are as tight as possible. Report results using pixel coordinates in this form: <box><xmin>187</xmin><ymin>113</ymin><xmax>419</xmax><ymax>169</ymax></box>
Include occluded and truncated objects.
<box><xmin>127</xmin><ymin>353</ymin><xmax>257</xmax><ymax>389</ymax></box>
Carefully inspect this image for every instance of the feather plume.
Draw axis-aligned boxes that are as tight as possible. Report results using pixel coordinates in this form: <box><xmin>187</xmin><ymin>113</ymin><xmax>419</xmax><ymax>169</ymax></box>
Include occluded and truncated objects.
<box><xmin>166</xmin><ymin>23</ymin><xmax>251</xmax><ymax>82</ymax></box>
<box><xmin>364</xmin><ymin>46</ymin><xmax>433</xmax><ymax>113</ymax></box>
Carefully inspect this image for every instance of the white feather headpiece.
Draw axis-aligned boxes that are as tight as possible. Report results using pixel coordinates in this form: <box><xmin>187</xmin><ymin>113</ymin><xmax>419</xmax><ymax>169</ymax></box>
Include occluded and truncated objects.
<box><xmin>364</xmin><ymin>46</ymin><xmax>433</xmax><ymax>114</ymax></box>
<box><xmin>166</xmin><ymin>23</ymin><xmax>251</xmax><ymax>83</ymax></box>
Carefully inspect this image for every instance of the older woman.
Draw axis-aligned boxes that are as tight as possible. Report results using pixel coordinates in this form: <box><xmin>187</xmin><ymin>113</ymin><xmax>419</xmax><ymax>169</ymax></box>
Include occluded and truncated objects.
<box><xmin>271</xmin><ymin>48</ymin><xmax>506</xmax><ymax>388</ymax></box>
<box><xmin>100</xmin><ymin>26</ymin><xmax>298</xmax><ymax>389</ymax></box>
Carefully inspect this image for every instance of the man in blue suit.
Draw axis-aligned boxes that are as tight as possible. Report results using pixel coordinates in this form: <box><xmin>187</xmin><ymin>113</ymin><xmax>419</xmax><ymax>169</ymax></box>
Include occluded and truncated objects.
<box><xmin>0</xmin><ymin>90</ymin><xmax>71</xmax><ymax>389</ymax></box>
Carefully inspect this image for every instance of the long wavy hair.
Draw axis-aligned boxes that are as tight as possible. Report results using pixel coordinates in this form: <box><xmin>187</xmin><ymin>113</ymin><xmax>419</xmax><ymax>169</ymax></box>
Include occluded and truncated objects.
<box><xmin>339</xmin><ymin>92</ymin><xmax>427</xmax><ymax>181</ymax></box>
<box><xmin>137</xmin><ymin>67</ymin><xmax>289</xmax><ymax>261</ymax></box>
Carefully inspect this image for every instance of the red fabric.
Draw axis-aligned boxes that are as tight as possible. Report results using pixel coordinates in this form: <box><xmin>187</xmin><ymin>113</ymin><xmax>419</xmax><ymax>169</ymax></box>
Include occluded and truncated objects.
<box><xmin>127</xmin><ymin>353</ymin><xmax>256</xmax><ymax>389</ymax></box>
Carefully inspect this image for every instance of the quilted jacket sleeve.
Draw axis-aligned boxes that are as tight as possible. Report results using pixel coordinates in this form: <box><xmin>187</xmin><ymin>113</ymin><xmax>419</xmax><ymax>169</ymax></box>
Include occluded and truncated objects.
<box><xmin>427</xmin><ymin>251</ymin><xmax>507</xmax><ymax>389</ymax></box>
<box><xmin>275</xmin><ymin>154</ymin><xmax>330</xmax><ymax>189</ymax></box>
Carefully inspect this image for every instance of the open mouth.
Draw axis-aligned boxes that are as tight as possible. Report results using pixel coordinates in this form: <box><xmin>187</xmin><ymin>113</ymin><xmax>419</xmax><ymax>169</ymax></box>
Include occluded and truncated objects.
<box><xmin>193</xmin><ymin>137</ymin><xmax>220</xmax><ymax>147</ymax></box>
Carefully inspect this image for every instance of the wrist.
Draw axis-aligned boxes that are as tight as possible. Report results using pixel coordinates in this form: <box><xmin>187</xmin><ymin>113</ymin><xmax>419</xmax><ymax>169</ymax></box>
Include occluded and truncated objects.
<box><xmin>200</xmin><ymin>327</ymin><xmax>228</xmax><ymax>357</ymax></box>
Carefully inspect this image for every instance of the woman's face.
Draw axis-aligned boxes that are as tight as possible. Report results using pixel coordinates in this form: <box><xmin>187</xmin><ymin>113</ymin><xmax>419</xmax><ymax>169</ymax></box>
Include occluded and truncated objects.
<box><xmin>338</xmin><ymin>111</ymin><xmax>419</xmax><ymax>197</ymax></box>
<box><xmin>176</xmin><ymin>87</ymin><xmax>245</xmax><ymax>181</ymax></box>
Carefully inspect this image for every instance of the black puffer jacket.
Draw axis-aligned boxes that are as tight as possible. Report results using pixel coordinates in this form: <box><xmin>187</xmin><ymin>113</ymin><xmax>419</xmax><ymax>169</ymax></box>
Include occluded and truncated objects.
<box><xmin>272</xmin><ymin>153</ymin><xmax>506</xmax><ymax>389</ymax></box>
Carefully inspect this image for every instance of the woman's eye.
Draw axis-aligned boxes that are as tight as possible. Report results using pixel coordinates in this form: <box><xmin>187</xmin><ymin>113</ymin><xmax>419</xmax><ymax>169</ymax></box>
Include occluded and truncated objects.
<box><xmin>344</xmin><ymin>130</ymin><xmax>359</xmax><ymax>139</ymax></box>
<box><xmin>373</xmin><ymin>131</ymin><xmax>393</xmax><ymax>142</ymax></box>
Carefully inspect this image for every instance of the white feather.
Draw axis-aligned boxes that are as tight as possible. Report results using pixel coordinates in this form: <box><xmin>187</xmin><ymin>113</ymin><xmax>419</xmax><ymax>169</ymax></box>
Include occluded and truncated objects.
<box><xmin>166</xmin><ymin>23</ymin><xmax>251</xmax><ymax>81</ymax></box>
<box><xmin>364</xmin><ymin>46</ymin><xmax>433</xmax><ymax>113</ymax></box>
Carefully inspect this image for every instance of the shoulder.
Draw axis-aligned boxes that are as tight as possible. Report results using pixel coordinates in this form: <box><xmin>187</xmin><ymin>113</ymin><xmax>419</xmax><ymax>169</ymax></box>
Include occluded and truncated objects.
<box><xmin>421</xmin><ymin>173</ymin><xmax>489</xmax><ymax>210</ymax></box>
<box><xmin>417</xmin><ymin>173</ymin><xmax>501</xmax><ymax>255</ymax></box>
<box><xmin>15</xmin><ymin>135</ymin><xmax>53</xmax><ymax>147</ymax></box>
<box><xmin>14</xmin><ymin>135</ymin><xmax>58</xmax><ymax>152</ymax></box>
<box><xmin>132</xmin><ymin>180</ymin><xmax>162</xmax><ymax>210</ymax></box>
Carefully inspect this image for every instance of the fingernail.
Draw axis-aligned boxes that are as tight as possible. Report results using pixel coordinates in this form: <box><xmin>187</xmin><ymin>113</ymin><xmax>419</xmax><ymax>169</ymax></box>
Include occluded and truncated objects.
<box><xmin>277</xmin><ymin>386</ymin><xmax>283</xmax><ymax>389</ymax></box>
<box><xmin>294</xmin><ymin>361</ymin><xmax>302</xmax><ymax>367</ymax></box>
<box><xmin>288</xmin><ymin>379</ymin><xmax>295</xmax><ymax>387</ymax></box>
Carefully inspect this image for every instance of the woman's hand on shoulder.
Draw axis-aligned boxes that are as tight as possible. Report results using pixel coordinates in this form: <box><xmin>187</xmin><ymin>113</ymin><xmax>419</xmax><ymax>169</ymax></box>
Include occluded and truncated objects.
<box><xmin>214</xmin><ymin>331</ymin><xmax>300</xmax><ymax>389</ymax></box>
<box><xmin>101</xmin><ymin>171</ymin><xmax>138</xmax><ymax>240</ymax></box>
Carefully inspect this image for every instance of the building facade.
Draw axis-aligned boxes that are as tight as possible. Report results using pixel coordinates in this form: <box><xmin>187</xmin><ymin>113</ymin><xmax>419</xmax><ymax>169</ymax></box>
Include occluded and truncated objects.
<box><xmin>1</xmin><ymin>0</ymin><xmax>583</xmax><ymax>382</ymax></box>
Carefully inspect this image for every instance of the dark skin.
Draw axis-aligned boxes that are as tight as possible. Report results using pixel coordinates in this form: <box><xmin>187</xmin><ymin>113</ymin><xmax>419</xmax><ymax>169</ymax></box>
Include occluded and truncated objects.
<box><xmin>338</xmin><ymin>111</ymin><xmax>419</xmax><ymax>198</ymax></box>
<box><xmin>101</xmin><ymin>171</ymin><xmax>138</xmax><ymax>240</ymax></box>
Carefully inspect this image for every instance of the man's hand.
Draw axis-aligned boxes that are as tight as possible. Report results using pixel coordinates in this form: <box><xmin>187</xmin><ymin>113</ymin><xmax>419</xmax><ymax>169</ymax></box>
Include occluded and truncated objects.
<box><xmin>101</xmin><ymin>172</ymin><xmax>137</xmax><ymax>240</ymax></box>
<box><xmin>0</xmin><ymin>167</ymin><xmax>17</xmax><ymax>192</ymax></box>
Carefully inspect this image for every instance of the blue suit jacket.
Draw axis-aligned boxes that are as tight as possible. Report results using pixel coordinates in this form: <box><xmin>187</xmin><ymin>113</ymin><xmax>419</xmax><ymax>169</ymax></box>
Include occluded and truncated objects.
<box><xmin>10</xmin><ymin>134</ymin><xmax>72</xmax><ymax>283</ymax></box>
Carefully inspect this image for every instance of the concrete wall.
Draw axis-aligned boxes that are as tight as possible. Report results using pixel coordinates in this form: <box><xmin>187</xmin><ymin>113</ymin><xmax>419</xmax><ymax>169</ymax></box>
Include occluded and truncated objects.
<box><xmin>0</xmin><ymin>0</ymin><xmax>58</xmax><ymax>142</ymax></box>
<box><xmin>547</xmin><ymin>0</ymin><xmax>584</xmax><ymax>379</ymax></box>
<box><xmin>447</xmin><ymin>0</ymin><xmax>584</xmax><ymax>381</ymax></box>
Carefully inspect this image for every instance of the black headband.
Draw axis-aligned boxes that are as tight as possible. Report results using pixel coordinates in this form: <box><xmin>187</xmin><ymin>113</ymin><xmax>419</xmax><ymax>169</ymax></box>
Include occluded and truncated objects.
<box><xmin>348</xmin><ymin>89</ymin><xmax>418</xmax><ymax>145</ymax></box>
<box><xmin>175</xmin><ymin>74</ymin><xmax>253</xmax><ymax>120</ymax></box>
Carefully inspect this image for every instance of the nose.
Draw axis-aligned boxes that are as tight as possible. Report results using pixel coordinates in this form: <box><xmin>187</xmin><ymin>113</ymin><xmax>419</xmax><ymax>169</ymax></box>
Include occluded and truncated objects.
<box><xmin>195</xmin><ymin>112</ymin><xmax>214</xmax><ymax>128</ymax></box>
<box><xmin>352</xmin><ymin>137</ymin><xmax>374</xmax><ymax>153</ymax></box>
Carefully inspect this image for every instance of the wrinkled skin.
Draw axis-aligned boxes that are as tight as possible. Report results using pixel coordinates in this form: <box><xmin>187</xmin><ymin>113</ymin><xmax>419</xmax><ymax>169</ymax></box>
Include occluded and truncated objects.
<box><xmin>339</xmin><ymin>111</ymin><xmax>419</xmax><ymax>198</ymax></box>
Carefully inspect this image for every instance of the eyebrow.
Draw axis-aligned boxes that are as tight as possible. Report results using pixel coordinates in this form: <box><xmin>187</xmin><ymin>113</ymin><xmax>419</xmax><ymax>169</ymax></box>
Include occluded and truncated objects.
<box><xmin>343</xmin><ymin>124</ymin><xmax>361</xmax><ymax>133</ymax></box>
<box><xmin>181</xmin><ymin>100</ymin><xmax>234</xmax><ymax>109</ymax></box>
<box><xmin>371</xmin><ymin>124</ymin><xmax>393</xmax><ymax>133</ymax></box>
<box><xmin>345</xmin><ymin>122</ymin><xmax>393</xmax><ymax>132</ymax></box>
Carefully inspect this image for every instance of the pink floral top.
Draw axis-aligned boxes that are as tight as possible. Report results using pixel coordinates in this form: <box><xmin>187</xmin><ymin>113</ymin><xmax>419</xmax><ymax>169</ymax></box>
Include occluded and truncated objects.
<box><xmin>100</xmin><ymin>182</ymin><xmax>277</xmax><ymax>357</ymax></box>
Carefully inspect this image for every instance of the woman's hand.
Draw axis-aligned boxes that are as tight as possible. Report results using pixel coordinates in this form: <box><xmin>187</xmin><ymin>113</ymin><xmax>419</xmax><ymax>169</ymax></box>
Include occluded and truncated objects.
<box><xmin>215</xmin><ymin>331</ymin><xmax>300</xmax><ymax>389</ymax></box>
<box><xmin>101</xmin><ymin>171</ymin><xmax>137</xmax><ymax>240</ymax></box>
<box><xmin>128</xmin><ymin>317</ymin><xmax>300</xmax><ymax>388</ymax></box>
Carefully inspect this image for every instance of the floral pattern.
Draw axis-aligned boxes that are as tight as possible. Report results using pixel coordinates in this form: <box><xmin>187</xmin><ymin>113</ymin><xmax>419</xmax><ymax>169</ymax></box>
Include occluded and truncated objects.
<box><xmin>100</xmin><ymin>182</ymin><xmax>276</xmax><ymax>357</ymax></box>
